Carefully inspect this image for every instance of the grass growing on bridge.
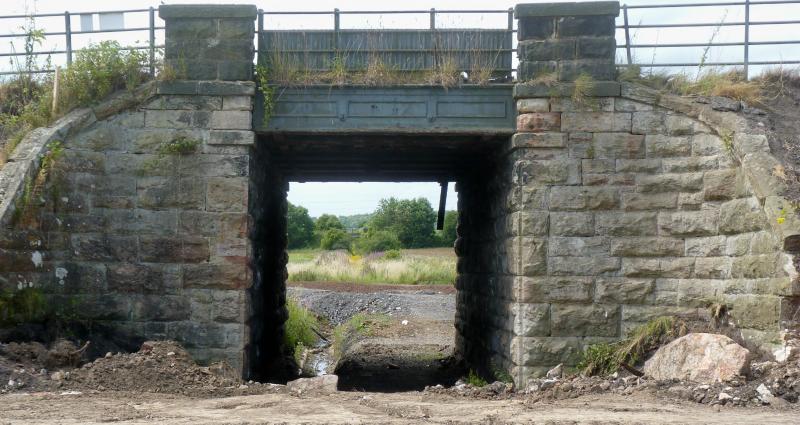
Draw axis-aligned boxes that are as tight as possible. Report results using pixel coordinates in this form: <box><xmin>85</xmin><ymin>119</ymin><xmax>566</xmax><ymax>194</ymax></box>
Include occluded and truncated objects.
<box><xmin>287</xmin><ymin>248</ymin><xmax>456</xmax><ymax>286</ymax></box>
<box><xmin>284</xmin><ymin>298</ymin><xmax>320</xmax><ymax>364</ymax></box>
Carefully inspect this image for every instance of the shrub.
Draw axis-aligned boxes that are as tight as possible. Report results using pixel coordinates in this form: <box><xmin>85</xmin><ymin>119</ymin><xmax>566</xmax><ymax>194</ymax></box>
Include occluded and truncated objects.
<box><xmin>353</xmin><ymin>230</ymin><xmax>401</xmax><ymax>255</ymax></box>
<box><xmin>465</xmin><ymin>370</ymin><xmax>488</xmax><ymax>387</ymax></box>
<box><xmin>320</xmin><ymin>228</ymin><xmax>351</xmax><ymax>251</ymax></box>
<box><xmin>384</xmin><ymin>249</ymin><xmax>402</xmax><ymax>260</ymax></box>
<box><xmin>284</xmin><ymin>298</ymin><xmax>319</xmax><ymax>361</ymax></box>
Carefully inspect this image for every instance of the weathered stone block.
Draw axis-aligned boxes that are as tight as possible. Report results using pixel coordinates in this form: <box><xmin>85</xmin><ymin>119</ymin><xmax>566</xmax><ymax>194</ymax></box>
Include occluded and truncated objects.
<box><xmin>183</xmin><ymin>262</ymin><xmax>248</xmax><ymax>289</ymax></box>
<box><xmin>704</xmin><ymin>169</ymin><xmax>747</xmax><ymax>201</ymax></box>
<box><xmin>726</xmin><ymin>294</ymin><xmax>782</xmax><ymax>331</ymax></box>
<box><xmin>732</xmin><ymin>133</ymin><xmax>770</xmax><ymax>156</ymax></box>
<box><xmin>137</xmin><ymin>176</ymin><xmax>206</xmax><ymax>210</ymax></box>
<box><xmin>694</xmin><ymin>257</ymin><xmax>731</xmax><ymax>279</ymax></box>
<box><xmin>730</xmin><ymin>254</ymin><xmax>783</xmax><ymax>278</ymax></box>
<box><xmin>558</xmin><ymin>59</ymin><xmax>616</xmax><ymax>81</ymax></box>
<box><xmin>615</xmin><ymin>98</ymin><xmax>653</xmax><ymax>112</ymax></box>
<box><xmin>551</xmin><ymin>97</ymin><xmax>614</xmax><ymax>113</ymax></box>
<box><xmin>107</xmin><ymin>263</ymin><xmax>180</xmax><ymax>294</ymax></box>
<box><xmin>209</xmin><ymin>130</ymin><xmax>254</xmax><ymax>145</ymax></box>
<box><xmin>510</xmin><ymin>132</ymin><xmax>566</xmax><ymax>149</ymax></box>
<box><xmin>519</xmin><ymin>276</ymin><xmax>593</xmax><ymax>303</ymax></box>
<box><xmin>595</xmin><ymin>212</ymin><xmax>658</xmax><ymax>236</ymax></box>
<box><xmin>511</xmin><ymin>337</ymin><xmax>582</xmax><ymax>367</ymax></box>
<box><xmin>212</xmin><ymin>290</ymin><xmax>244</xmax><ymax>322</ymax></box>
<box><xmin>631</xmin><ymin>111</ymin><xmax>665</xmax><ymax>134</ymax></box>
<box><xmin>576</xmin><ymin>37</ymin><xmax>616</xmax><ymax>59</ymax></box>
<box><xmin>561</xmin><ymin>112</ymin><xmax>631</xmax><ymax>132</ymax></box>
<box><xmin>692</xmin><ymin>134</ymin><xmax>725</xmax><ymax>156</ymax></box>
<box><xmin>662</xmin><ymin>156</ymin><xmax>719</xmax><ymax>173</ymax></box>
<box><xmin>557</xmin><ymin>16</ymin><xmax>616</xmax><ymax>38</ymax></box>
<box><xmin>70</xmin><ymin>235</ymin><xmax>137</xmax><ymax>262</ymax></box>
<box><xmin>548</xmin><ymin>187</ymin><xmax>618</xmax><ymax>210</ymax></box>
<box><xmin>145</xmin><ymin>110</ymin><xmax>210</xmax><ymax>128</ymax></box>
<box><xmin>139</xmin><ymin>236</ymin><xmax>210</xmax><ymax>263</ymax></box>
<box><xmin>518</xmin><ymin>39</ymin><xmax>575</xmax><ymax>61</ymax></box>
<box><xmin>551</xmin><ymin>304</ymin><xmax>619</xmax><ymax>337</ymax></box>
<box><xmin>517</xmin><ymin>113</ymin><xmax>562</xmax><ymax>132</ymax></box>
<box><xmin>609</xmin><ymin>237</ymin><xmax>683</xmax><ymax>257</ymax></box>
<box><xmin>516</xmin><ymin>98</ymin><xmax>550</xmax><ymax>113</ymax></box>
<box><xmin>549</xmin><ymin>236</ymin><xmax>607</xmax><ymax>257</ymax></box>
<box><xmin>515</xmin><ymin>2</ymin><xmax>620</xmax><ymax>18</ymax></box>
<box><xmin>685</xmin><ymin>235</ymin><xmax>726</xmax><ymax>257</ymax></box>
<box><xmin>719</xmin><ymin>197</ymin><xmax>766</xmax><ymax>234</ymax></box>
<box><xmin>622</xmin><ymin>192</ymin><xmax>678</xmax><ymax>211</ymax></box>
<box><xmin>595</xmin><ymin>278</ymin><xmax>654</xmax><ymax>304</ymax></box>
<box><xmin>645</xmin><ymin>135</ymin><xmax>691</xmax><ymax>157</ymax></box>
<box><xmin>517</xmin><ymin>159</ymin><xmax>580</xmax><ymax>185</ymax></box>
<box><xmin>210</xmin><ymin>110</ymin><xmax>251</xmax><ymax>130</ymax></box>
<box><xmin>518</xmin><ymin>61</ymin><xmax>558</xmax><ymax>81</ymax></box>
<box><xmin>664</xmin><ymin>115</ymin><xmax>701</xmax><ymax>136</ymax></box>
<box><xmin>517</xmin><ymin>16</ymin><xmax>555</xmax><ymax>40</ymax></box>
<box><xmin>222</xmin><ymin>96</ymin><xmax>252</xmax><ymax>111</ymax></box>
<box><xmin>550</xmin><ymin>212</ymin><xmax>595</xmax><ymax>236</ymax></box>
<box><xmin>658</xmin><ymin>210</ymin><xmax>718</xmax><ymax>236</ymax></box>
<box><xmin>164</xmin><ymin>18</ymin><xmax>217</xmax><ymax>40</ymax></box>
<box><xmin>132</xmin><ymin>295</ymin><xmax>191</xmax><ymax>321</ymax></box>
<box><xmin>218</xmin><ymin>18</ymin><xmax>254</xmax><ymax>39</ymax></box>
<box><xmin>592</xmin><ymin>133</ymin><xmax>645</xmax><ymax>158</ymax></box>
<box><xmin>144</xmin><ymin>95</ymin><xmax>222</xmax><ymax>111</ymax></box>
<box><xmin>582</xmin><ymin>159</ymin><xmax>615</xmax><ymax>173</ymax></box>
<box><xmin>621</xmin><ymin>257</ymin><xmax>695</xmax><ymax>278</ymax></box>
<box><xmin>207</xmin><ymin>177</ymin><xmax>247</xmax><ymax>212</ymax></box>
<box><xmin>548</xmin><ymin>256</ymin><xmax>620</xmax><ymax>276</ymax></box>
<box><xmin>637</xmin><ymin>173</ymin><xmax>703</xmax><ymax>193</ymax></box>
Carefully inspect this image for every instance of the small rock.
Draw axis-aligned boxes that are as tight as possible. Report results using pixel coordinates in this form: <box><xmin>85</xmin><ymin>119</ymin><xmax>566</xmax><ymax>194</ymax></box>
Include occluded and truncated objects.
<box><xmin>401</xmin><ymin>320</ymin><xmax>408</xmax><ymax>326</ymax></box>
<box><xmin>167</xmin><ymin>351</ymin><xmax>176</xmax><ymax>356</ymax></box>
<box><xmin>539</xmin><ymin>379</ymin><xmax>557</xmax><ymax>390</ymax></box>
<box><xmin>756</xmin><ymin>383</ymin><xmax>774</xmax><ymax>404</ymax></box>
<box><xmin>287</xmin><ymin>375</ymin><xmax>338</xmax><ymax>395</ymax></box>
<box><xmin>546</xmin><ymin>364</ymin><xmax>563</xmax><ymax>379</ymax></box>
<box><xmin>105</xmin><ymin>352</ymin><xmax>112</xmax><ymax>358</ymax></box>
<box><xmin>50</xmin><ymin>371</ymin><xmax>65</xmax><ymax>382</ymax></box>
<box><xmin>718</xmin><ymin>392</ymin><xmax>733</xmax><ymax>402</ymax></box>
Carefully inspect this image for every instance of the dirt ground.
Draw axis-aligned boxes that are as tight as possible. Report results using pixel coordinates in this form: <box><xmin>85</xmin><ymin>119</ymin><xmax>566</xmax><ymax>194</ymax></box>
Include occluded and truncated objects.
<box><xmin>1</xmin><ymin>389</ymin><xmax>797</xmax><ymax>424</ymax></box>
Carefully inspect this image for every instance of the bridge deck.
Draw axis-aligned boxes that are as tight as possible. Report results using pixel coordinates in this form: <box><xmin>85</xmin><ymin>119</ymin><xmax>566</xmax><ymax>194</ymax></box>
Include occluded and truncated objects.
<box><xmin>254</xmin><ymin>85</ymin><xmax>516</xmax><ymax>135</ymax></box>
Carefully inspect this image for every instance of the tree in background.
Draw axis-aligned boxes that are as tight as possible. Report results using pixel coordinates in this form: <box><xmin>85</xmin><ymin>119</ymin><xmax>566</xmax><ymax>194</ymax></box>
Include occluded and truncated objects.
<box><xmin>353</xmin><ymin>230</ymin><xmax>401</xmax><ymax>254</ymax></box>
<box><xmin>320</xmin><ymin>228</ymin><xmax>352</xmax><ymax>251</ymax></box>
<box><xmin>439</xmin><ymin>210</ymin><xmax>458</xmax><ymax>247</ymax></box>
<box><xmin>315</xmin><ymin>214</ymin><xmax>345</xmax><ymax>233</ymax></box>
<box><xmin>287</xmin><ymin>202</ymin><xmax>314</xmax><ymax>249</ymax></box>
<box><xmin>369</xmin><ymin>197</ymin><xmax>436</xmax><ymax>248</ymax></box>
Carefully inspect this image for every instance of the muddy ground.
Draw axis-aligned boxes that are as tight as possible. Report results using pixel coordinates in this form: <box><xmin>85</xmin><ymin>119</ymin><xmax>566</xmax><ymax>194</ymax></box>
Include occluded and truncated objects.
<box><xmin>288</xmin><ymin>283</ymin><xmax>462</xmax><ymax>392</ymax></box>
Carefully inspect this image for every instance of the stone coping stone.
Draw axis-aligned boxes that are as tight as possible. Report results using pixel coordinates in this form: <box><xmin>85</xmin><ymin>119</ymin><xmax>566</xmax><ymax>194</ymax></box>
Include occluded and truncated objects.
<box><xmin>157</xmin><ymin>81</ymin><xmax>256</xmax><ymax>96</ymax></box>
<box><xmin>159</xmin><ymin>4</ymin><xmax>258</xmax><ymax>19</ymax></box>
<box><xmin>513</xmin><ymin>81</ymin><xmax>620</xmax><ymax>98</ymax></box>
<box><xmin>515</xmin><ymin>2</ymin><xmax>620</xmax><ymax>18</ymax></box>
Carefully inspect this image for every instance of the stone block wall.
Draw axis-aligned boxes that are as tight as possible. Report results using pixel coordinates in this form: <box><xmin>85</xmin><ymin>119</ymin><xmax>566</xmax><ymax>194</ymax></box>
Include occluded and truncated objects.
<box><xmin>516</xmin><ymin>1</ymin><xmax>619</xmax><ymax>82</ymax></box>
<box><xmin>506</xmin><ymin>81</ymin><xmax>799</xmax><ymax>383</ymax></box>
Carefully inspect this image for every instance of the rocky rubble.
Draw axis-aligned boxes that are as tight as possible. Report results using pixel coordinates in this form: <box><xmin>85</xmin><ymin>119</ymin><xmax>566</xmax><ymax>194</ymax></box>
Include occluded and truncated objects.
<box><xmin>1</xmin><ymin>340</ymin><xmax>283</xmax><ymax>397</ymax></box>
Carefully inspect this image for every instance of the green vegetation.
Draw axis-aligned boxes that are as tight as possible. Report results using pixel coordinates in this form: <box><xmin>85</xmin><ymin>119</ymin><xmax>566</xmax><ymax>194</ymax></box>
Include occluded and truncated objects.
<box><xmin>576</xmin><ymin>316</ymin><xmax>687</xmax><ymax>376</ymax></box>
<box><xmin>288</xmin><ymin>248</ymin><xmax>456</xmax><ymax>285</ymax></box>
<box><xmin>369</xmin><ymin>197</ymin><xmax>437</xmax><ymax>248</ymax></box>
<box><xmin>1</xmin><ymin>35</ymin><xmax>150</xmax><ymax>164</ymax></box>
<box><xmin>352</xmin><ymin>230</ymin><xmax>401</xmax><ymax>255</ymax></box>
<box><xmin>320</xmin><ymin>228</ymin><xmax>352</xmax><ymax>251</ymax></box>
<box><xmin>0</xmin><ymin>287</ymin><xmax>46</xmax><ymax>326</ymax></box>
<box><xmin>465</xmin><ymin>370</ymin><xmax>488</xmax><ymax>387</ymax></box>
<box><xmin>284</xmin><ymin>298</ymin><xmax>320</xmax><ymax>363</ymax></box>
<box><xmin>287</xmin><ymin>202</ymin><xmax>315</xmax><ymax>249</ymax></box>
<box><xmin>332</xmin><ymin>313</ymin><xmax>390</xmax><ymax>359</ymax></box>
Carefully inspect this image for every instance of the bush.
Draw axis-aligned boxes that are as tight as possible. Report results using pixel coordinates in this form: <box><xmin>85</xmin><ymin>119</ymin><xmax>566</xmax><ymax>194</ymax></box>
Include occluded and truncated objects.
<box><xmin>320</xmin><ymin>228</ymin><xmax>351</xmax><ymax>251</ymax></box>
<box><xmin>384</xmin><ymin>249</ymin><xmax>402</xmax><ymax>259</ymax></box>
<box><xmin>287</xmin><ymin>202</ymin><xmax>315</xmax><ymax>249</ymax></box>
<box><xmin>353</xmin><ymin>230</ymin><xmax>401</xmax><ymax>255</ymax></box>
<box><xmin>284</xmin><ymin>299</ymin><xmax>319</xmax><ymax>361</ymax></box>
<box><xmin>369</xmin><ymin>197</ymin><xmax>437</xmax><ymax>248</ymax></box>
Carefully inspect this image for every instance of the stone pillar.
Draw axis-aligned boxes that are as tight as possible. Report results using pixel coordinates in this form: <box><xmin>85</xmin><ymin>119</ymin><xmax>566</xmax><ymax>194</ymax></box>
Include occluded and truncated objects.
<box><xmin>515</xmin><ymin>1</ymin><xmax>619</xmax><ymax>82</ymax></box>
<box><xmin>160</xmin><ymin>4</ymin><xmax>257</xmax><ymax>81</ymax></box>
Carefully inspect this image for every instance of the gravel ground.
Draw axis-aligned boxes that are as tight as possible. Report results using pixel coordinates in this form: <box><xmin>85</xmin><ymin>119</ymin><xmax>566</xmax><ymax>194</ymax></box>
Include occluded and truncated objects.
<box><xmin>287</xmin><ymin>284</ymin><xmax>455</xmax><ymax>325</ymax></box>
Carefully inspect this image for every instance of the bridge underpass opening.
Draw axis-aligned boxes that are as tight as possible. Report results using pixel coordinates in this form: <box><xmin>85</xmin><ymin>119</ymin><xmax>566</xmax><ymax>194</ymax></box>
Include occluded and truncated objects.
<box><xmin>247</xmin><ymin>133</ymin><xmax>510</xmax><ymax>389</ymax></box>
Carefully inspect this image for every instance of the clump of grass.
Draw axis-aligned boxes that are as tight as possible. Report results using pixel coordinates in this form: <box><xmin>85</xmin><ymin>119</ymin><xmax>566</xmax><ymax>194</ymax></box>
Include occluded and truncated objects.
<box><xmin>465</xmin><ymin>370</ymin><xmax>488</xmax><ymax>387</ymax></box>
<box><xmin>571</xmin><ymin>73</ymin><xmax>598</xmax><ymax>109</ymax></box>
<box><xmin>618</xmin><ymin>65</ymin><xmax>764</xmax><ymax>105</ymax></box>
<box><xmin>332</xmin><ymin>313</ymin><xmax>389</xmax><ymax>359</ymax></box>
<box><xmin>426</xmin><ymin>56</ymin><xmax>461</xmax><ymax>88</ymax></box>
<box><xmin>360</xmin><ymin>56</ymin><xmax>401</xmax><ymax>86</ymax></box>
<box><xmin>576</xmin><ymin>316</ymin><xmax>687</xmax><ymax>376</ymax></box>
<box><xmin>0</xmin><ymin>287</ymin><xmax>47</xmax><ymax>326</ymax></box>
<box><xmin>284</xmin><ymin>298</ymin><xmax>319</xmax><ymax>363</ymax></box>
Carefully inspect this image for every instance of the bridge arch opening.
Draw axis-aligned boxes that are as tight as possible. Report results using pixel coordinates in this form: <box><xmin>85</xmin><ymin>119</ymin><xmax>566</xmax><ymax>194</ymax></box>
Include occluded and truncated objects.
<box><xmin>246</xmin><ymin>133</ymin><xmax>511</xmax><ymax>386</ymax></box>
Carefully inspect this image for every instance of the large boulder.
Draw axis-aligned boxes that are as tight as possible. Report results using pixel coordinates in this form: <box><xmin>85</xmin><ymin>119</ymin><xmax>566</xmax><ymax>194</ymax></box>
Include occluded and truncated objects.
<box><xmin>643</xmin><ymin>333</ymin><xmax>750</xmax><ymax>383</ymax></box>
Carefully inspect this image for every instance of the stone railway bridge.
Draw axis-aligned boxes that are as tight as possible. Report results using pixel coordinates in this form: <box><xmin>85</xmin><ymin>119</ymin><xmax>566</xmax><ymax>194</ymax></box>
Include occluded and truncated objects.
<box><xmin>0</xmin><ymin>2</ymin><xmax>798</xmax><ymax>386</ymax></box>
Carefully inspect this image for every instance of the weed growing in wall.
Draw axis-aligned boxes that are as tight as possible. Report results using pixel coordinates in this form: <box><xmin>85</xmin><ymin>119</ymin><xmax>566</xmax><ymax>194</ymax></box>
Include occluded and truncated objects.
<box><xmin>140</xmin><ymin>136</ymin><xmax>201</xmax><ymax>174</ymax></box>
<box><xmin>284</xmin><ymin>299</ymin><xmax>320</xmax><ymax>365</ymax></box>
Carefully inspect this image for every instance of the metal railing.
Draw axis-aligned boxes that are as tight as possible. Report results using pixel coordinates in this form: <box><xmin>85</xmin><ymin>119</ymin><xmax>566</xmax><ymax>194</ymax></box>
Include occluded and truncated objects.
<box><xmin>618</xmin><ymin>0</ymin><xmax>800</xmax><ymax>78</ymax></box>
<box><xmin>0</xmin><ymin>2</ymin><xmax>799</xmax><ymax>79</ymax></box>
<box><xmin>0</xmin><ymin>7</ymin><xmax>163</xmax><ymax>77</ymax></box>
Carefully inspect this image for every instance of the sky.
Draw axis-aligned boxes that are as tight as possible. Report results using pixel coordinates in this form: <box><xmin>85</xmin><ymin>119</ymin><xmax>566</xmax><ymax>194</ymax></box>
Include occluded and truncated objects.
<box><xmin>1</xmin><ymin>0</ymin><xmax>798</xmax><ymax>216</ymax></box>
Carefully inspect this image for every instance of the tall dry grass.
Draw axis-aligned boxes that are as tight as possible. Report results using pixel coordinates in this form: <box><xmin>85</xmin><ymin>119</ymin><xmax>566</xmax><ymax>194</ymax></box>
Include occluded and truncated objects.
<box><xmin>287</xmin><ymin>250</ymin><xmax>456</xmax><ymax>285</ymax></box>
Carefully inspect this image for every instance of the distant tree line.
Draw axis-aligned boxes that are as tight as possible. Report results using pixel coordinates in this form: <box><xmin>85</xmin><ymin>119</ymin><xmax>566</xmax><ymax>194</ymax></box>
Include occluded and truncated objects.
<box><xmin>286</xmin><ymin>197</ymin><xmax>457</xmax><ymax>254</ymax></box>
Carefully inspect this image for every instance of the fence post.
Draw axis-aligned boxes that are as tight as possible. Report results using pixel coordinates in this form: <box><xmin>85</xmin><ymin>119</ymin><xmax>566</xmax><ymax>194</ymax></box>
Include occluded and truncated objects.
<box><xmin>430</xmin><ymin>8</ymin><xmax>435</xmax><ymax>30</ymax></box>
<box><xmin>149</xmin><ymin>7</ymin><xmax>155</xmax><ymax>77</ymax></box>
<box><xmin>333</xmin><ymin>8</ymin><xmax>340</xmax><ymax>53</ymax></box>
<box><xmin>623</xmin><ymin>4</ymin><xmax>632</xmax><ymax>65</ymax></box>
<box><xmin>744</xmin><ymin>0</ymin><xmax>750</xmax><ymax>79</ymax></box>
<box><xmin>64</xmin><ymin>11</ymin><xmax>72</xmax><ymax>65</ymax></box>
<box><xmin>257</xmin><ymin>9</ymin><xmax>264</xmax><ymax>65</ymax></box>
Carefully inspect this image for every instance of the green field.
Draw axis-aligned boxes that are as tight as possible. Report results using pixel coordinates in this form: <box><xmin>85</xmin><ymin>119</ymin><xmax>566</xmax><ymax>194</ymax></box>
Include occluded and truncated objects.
<box><xmin>287</xmin><ymin>248</ymin><xmax>456</xmax><ymax>285</ymax></box>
